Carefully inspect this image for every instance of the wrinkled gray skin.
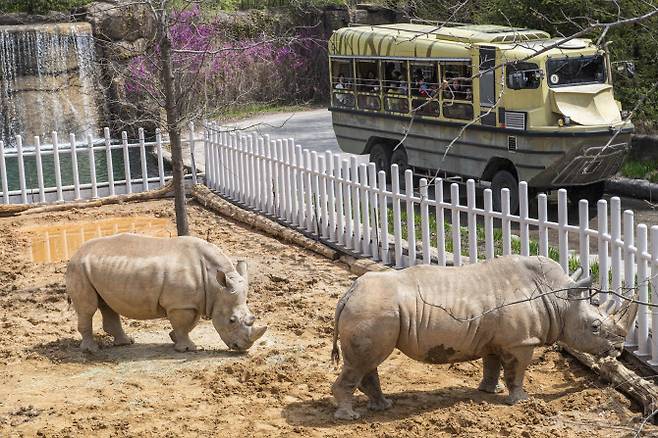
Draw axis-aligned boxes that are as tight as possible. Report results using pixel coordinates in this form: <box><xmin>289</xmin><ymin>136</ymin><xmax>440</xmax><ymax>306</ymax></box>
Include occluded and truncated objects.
<box><xmin>331</xmin><ymin>255</ymin><xmax>637</xmax><ymax>420</ymax></box>
<box><xmin>66</xmin><ymin>234</ymin><xmax>267</xmax><ymax>353</ymax></box>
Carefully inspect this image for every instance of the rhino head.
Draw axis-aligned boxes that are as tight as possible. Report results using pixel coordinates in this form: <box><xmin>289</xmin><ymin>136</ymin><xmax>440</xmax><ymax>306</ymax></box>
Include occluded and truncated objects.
<box><xmin>560</xmin><ymin>276</ymin><xmax>638</xmax><ymax>357</ymax></box>
<box><xmin>212</xmin><ymin>260</ymin><xmax>267</xmax><ymax>352</ymax></box>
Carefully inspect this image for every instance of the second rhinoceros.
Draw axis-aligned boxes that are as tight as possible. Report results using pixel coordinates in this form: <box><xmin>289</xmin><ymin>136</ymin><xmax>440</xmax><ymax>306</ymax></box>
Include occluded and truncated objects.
<box><xmin>330</xmin><ymin>255</ymin><xmax>636</xmax><ymax>420</ymax></box>
<box><xmin>66</xmin><ymin>233</ymin><xmax>266</xmax><ymax>353</ymax></box>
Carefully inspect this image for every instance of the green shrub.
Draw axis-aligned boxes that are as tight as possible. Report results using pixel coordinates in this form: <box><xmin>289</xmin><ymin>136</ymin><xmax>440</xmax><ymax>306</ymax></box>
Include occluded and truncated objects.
<box><xmin>0</xmin><ymin>0</ymin><xmax>93</xmax><ymax>14</ymax></box>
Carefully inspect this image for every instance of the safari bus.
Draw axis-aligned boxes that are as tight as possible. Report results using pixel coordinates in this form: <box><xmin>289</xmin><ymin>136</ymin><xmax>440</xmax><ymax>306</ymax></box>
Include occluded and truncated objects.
<box><xmin>327</xmin><ymin>23</ymin><xmax>634</xmax><ymax>211</ymax></box>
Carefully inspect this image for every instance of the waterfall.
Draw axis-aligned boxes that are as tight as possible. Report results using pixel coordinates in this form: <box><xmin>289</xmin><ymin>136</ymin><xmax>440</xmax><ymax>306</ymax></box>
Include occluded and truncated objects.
<box><xmin>0</xmin><ymin>22</ymin><xmax>99</xmax><ymax>147</ymax></box>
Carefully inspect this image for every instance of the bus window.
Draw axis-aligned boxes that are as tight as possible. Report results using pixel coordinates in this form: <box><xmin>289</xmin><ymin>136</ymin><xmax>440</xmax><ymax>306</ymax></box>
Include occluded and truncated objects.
<box><xmin>507</xmin><ymin>62</ymin><xmax>542</xmax><ymax>89</ymax></box>
<box><xmin>410</xmin><ymin>62</ymin><xmax>440</xmax><ymax>116</ymax></box>
<box><xmin>383</xmin><ymin>61</ymin><xmax>409</xmax><ymax>96</ymax></box>
<box><xmin>356</xmin><ymin>60</ymin><xmax>381</xmax><ymax>110</ymax></box>
<box><xmin>356</xmin><ymin>60</ymin><xmax>380</xmax><ymax>92</ymax></box>
<box><xmin>385</xmin><ymin>96</ymin><xmax>409</xmax><ymax>113</ymax></box>
<box><xmin>331</xmin><ymin>58</ymin><xmax>355</xmax><ymax>108</ymax></box>
<box><xmin>442</xmin><ymin>63</ymin><xmax>473</xmax><ymax>102</ymax></box>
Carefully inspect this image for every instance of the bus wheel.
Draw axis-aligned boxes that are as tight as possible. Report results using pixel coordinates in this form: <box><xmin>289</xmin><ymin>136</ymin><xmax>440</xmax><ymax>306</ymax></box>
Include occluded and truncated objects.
<box><xmin>567</xmin><ymin>182</ymin><xmax>605</xmax><ymax>206</ymax></box>
<box><xmin>369</xmin><ymin>143</ymin><xmax>391</xmax><ymax>176</ymax></box>
<box><xmin>391</xmin><ymin>146</ymin><xmax>408</xmax><ymax>188</ymax></box>
<box><xmin>491</xmin><ymin>170</ymin><xmax>519</xmax><ymax>214</ymax></box>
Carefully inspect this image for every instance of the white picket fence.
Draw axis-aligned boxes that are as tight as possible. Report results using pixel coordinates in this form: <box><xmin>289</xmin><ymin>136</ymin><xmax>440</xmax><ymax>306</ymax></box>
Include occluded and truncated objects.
<box><xmin>0</xmin><ymin>127</ymin><xmax>173</xmax><ymax>205</ymax></box>
<box><xmin>203</xmin><ymin>123</ymin><xmax>658</xmax><ymax>367</ymax></box>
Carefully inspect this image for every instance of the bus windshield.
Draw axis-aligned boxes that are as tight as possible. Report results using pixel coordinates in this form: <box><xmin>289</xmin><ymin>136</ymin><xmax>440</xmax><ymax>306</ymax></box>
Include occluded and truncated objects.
<box><xmin>547</xmin><ymin>55</ymin><xmax>606</xmax><ymax>87</ymax></box>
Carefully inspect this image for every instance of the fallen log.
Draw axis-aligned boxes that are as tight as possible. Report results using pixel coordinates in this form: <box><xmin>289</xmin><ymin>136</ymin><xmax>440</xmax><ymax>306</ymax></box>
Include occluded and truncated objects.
<box><xmin>560</xmin><ymin>343</ymin><xmax>658</xmax><ymax>421</ymax></box>
<box><xmin>191</xmin><ymin>185</ymin><xmax>339</xmax><ymax>261</ymax></box>
<box><xmin>0</xmin><ymin>180</ymin><xmax>174</xmax><ymax>217</ymax></box>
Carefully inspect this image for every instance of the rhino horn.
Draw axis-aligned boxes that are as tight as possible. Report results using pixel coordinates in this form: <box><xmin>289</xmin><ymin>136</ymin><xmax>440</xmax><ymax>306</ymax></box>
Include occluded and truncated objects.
<box><xmin>249</xmin><ymin>324</ymin><xmax>267</xmax><ymax>343</ymax></box>
<box><xmin>616</xmin><ymin>298</ymin><xmax>639</xmax><ymax>335</ymax></box>
<box><xmin>600</xmin><ymin>298</ymin><xmax>618</xmax><ymax>315</ymax></box>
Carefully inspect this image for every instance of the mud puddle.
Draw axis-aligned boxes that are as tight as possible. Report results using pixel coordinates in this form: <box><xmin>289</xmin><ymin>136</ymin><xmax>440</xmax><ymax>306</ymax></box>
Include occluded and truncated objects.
<box><xmin>21</xmin><ymin>216</ymin><xmax>175</xmax><ymax>263</ymax></box>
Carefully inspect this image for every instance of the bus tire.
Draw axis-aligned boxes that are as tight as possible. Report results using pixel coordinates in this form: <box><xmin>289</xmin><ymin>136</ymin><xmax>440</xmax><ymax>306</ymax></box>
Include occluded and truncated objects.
<box><xmin>491</xmin><ymin>170</ymin><xmax>519</xmax><ymax>214</ymax></box>
<box><xmin>369</xmin><ymin>143</ymin><xmax>391</xmax><ymax>176</ymax></box>
<box><xmin>391</xmin><ymin>145</ymin><xmax>408</xmax><ymax>188</ymax></box>
<box><xmin>567</xmin><ymin>181</ymin><xmax>605</xmax><ymax>206</ymax></box>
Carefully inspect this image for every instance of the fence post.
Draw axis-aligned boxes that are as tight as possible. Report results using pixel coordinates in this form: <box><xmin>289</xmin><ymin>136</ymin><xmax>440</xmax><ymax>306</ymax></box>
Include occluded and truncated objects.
<box><xmin>519</xmin><ymin>181</ymin><xmax>529</xmax><ymax>256</ymax></box>
<box><xmin>597</xmin><ymin>199</ymin><xmax>609</xmax><ymax>303</ymax></box>
<box><xmin>368</xmin><ymin>163</ymin><xmax>380</xmax><ymax>261</ymax></box>
<box><xmin>538</xmin><ymin>193</ymin><xmax>548</xmax><ymax>257</ymax></box>
<box><xmin>648</xmin><ymin>226</ymin><xmax>658</xmax><ymax>366</ymax></box>
<box><xmin>359</xmin><ymin>163</ymin><xmax>370</xmax><ymax>256</ymax></box>
<box><xmin>52</xmin><ymin>132</ymin><xmax>64</xmax><ymax>202</ymax></box>
<box><xmin>188</xmin><ymin>121</ymin><xmax>197</xmax><ymax>185</ymax></box>
<box><xmin>467</xmin><ymin>179</ymin><xmax>477</xmax><ymax>263</ymax></box>
<box><xmin>502</xmin><ymin>188</ymin><xmax>511</xmax><ymax>256</ymax></box>
<box><xmin>405</xmin><ymin>170</ymin><xmax>415</xmax><ymax>266</ymax></box>
<box><xmin>121</xmin><ymin>131</ymin><xmax>132</xmax><ymax>195</ymax></box>
<box><xmin>343</xmin><ymin>159</ymin><xmax>353</xmax><ymax>247</ymax></box>
<box><xmin>484</xmin><ymin>188</ymin><xmax>494</xmax><ymax>260</ymax></box>
<box><xmin>103</xmin><ymin>128</ymin><xmax>115</xmax><ymax>196</ymax></box>
<box><xmin>87</xmin><ymin>134</ymin><xmax>98</xmax><ymax>199</ymax></box>
<box><xmin>351</xmin><ymin>157</ymin><xmax>361</xmax><ymax>250</ymax></box>
<box><xmin>70</xmin><ymin>133</ymin><xmax>81</xmax><ymax>200</ymax></box>
<box><xmin>139</xmin><ymin>127</ymin><xmax>149</xmax><ymax>192</ymax></box>
<box><xmin>450</xmin><ymin>183</ymin><xmax>461</xmax><ymax>267</ymax></box>
<box><xmin>0</xmin><ymin>141</ymin><xmax>8</xmax><ymax>204</ymax></box>
<box><xmin>392</xmin><ymin>164</ymin><xmax>402</xmax><ymax>267</ymax></box>
<box><xmin>420</xmin><ymin>178</ymin><xmax>430</xmax><ymax>264</ymax></box>
<box><xmin>304</xmin><ymin>150</ymin><xmax>314</xmax><ymax>232</ymax></box>
<box><xmin>610</xmin><ymin>197</ymin><xmax>622</xmax><ymax>307</ymax></box>
<box><xmin>578</xmin><ymin>200</ymin><xmax>590</xmax><ymax>280</ymax></box>
<box><xmin>435</xmin><ymin>179</ymin><xmax>446</xmax><ymax>266</ymax></box>
<box><xmin>623</xmin><ymin>210</ymin><xmax>637</xmax><ymax>347</ymax></box>
<box><xmin>34</xmin><ymin>136</ymin><xmax>45</xmax><ymax>203</ymax></box>
<box><xmin>327</xmin><ymin>151</ymin><xmax>336</xmax><ymax>242</ymax></box>
<box><xmin>289</xmin><ymin>140</ymin><xmax>298</xmax><ymax>225</ymax></box>
<box><xmin>319</xmin><ymin>156</ymin><xmax>330</xmax><ymax>239</ymax></box>
<box><xmin>635</xmin><ymin>224</ymin><xmax>650</xmax><ymax>356</ymax></box>
<box><xmin>557</xmin><ymin>189</ymin><xmax>568</xmax><ymax>272</ymax></box>
<box><xmin>266</xmin><ymin>139</ymin><xmax>274</xmax><ymax>215</ymax></box>
<box><xmin>203</xmin><ymin>123</ymin><xmax>211</xmax><ymax>188</ymax></box>
<box><xmin>156</xmin><ymin>129</ymin><xmax>165</xmax><ymax>188</ymax></box>
<box><xmin>15</xmin><ymin>135</ymin><xmax>27</xmax><ymax>203</ymax></box>
<box><xmin>335</xmin><ymin>156</ymin><xmax>345</xmax><ymax>245</ymax></box>
<box><xmin>378</xmin><ymin>170</ymin><xmax>389</xmax><ymax>264</ymax></box>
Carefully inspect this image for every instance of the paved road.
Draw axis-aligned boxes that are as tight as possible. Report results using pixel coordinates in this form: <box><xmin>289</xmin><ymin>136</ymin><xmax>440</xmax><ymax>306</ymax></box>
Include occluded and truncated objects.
<box><xmin>190</xmin><ymin>108</ymin><xmax>658</xmax><ymax>238</ymax></box>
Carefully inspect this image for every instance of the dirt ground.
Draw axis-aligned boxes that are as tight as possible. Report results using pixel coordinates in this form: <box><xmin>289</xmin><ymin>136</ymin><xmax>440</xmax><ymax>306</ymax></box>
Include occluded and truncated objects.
<box><xmin>0</xmin><ymin>198</ymin><xmax>654</xmax><ymax>437</ymax></box>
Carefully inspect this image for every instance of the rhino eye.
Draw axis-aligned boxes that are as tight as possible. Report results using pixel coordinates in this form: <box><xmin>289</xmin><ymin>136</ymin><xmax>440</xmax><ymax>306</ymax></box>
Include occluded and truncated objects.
<box><xmin>592</xmin><ymin>320</ymin><xmax>602</xmax><ymax>335</ymax></box>
<box><xmin>229</xmin><ymin>316</ymin><xmax>237</xmax><ymax>324</ymax></box>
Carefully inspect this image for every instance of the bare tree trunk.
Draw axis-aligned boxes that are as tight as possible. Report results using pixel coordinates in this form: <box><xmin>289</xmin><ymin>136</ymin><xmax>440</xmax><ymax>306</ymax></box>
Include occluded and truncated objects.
<box><xmin>159</xmin><ymin>10</ymin><xmax>189</xmax><ymax>236</ymax></box>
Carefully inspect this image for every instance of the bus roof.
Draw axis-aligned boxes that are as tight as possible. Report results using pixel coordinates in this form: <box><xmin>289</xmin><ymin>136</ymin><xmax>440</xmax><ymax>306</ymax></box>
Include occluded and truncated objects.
<box><xmin>329</xmin><ymin>23</ymin><xmax>597</xmax><ymax>60</ymax></box>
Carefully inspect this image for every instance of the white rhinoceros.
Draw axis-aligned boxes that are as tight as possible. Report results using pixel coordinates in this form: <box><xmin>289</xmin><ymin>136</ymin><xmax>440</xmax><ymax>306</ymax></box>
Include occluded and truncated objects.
<box><xmin>330</xmin><ymin>255</ymin><xmax>636</xmax><ymax>420</ymax></box>
<box><xmin>66</xmin><ymin>233</ymin><xmax>266</xmax><ymax>353</ymax></box>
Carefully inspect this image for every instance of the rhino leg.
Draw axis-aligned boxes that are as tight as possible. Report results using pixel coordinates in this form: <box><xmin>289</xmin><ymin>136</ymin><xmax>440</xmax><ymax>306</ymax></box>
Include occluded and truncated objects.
<box><xmin>360</xmin><ymin>369</ymin><xmax>392</xmax><ymax>411</ymax></box>
<box><xmin>478</xmin><ymin>354</ymin><xmax>503</xmax><ymax>393</ymax></box>
<box><xmin>66</xmin><ymin>265</ymin><xmax>100</xmax><ymax>353</ymax></box>
<box><xmin>99</xmin><ymin>300</ymin><xmax>134</xmax><ymax>346</ymax></box>
<box><xmin>332</xmin><ymin>317</ymin><xmax>397</xmax><ymax>420</ymax></box>
<box><xmin>168</xmin><ymin>309</ymin><xmax>200</xmax><ymax>352</ymax></box>
<box><xmin>502</xmin><ymin>347</ymin><xmax>533</xmax><ymax>405</ymax></box>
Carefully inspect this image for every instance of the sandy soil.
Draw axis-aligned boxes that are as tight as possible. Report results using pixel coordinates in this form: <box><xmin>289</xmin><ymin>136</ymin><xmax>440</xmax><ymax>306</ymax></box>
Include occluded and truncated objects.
<box><xmin>0</xmin><ymin>199</ymin><xmax>653</xmax><ymax>437</ymax></box>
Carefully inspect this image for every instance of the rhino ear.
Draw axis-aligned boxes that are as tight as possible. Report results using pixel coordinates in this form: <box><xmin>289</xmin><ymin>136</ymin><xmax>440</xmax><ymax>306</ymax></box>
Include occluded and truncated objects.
<box><xmin>235</xmin><ymin>260</ymin><xmax>248</xmax><ymax>283</ymax></box>
<box><xmin>568</xmin><ymin>276</ymin><xmax>592</xmax><ymax>300</ymax></box>
<box><xmin>216</xmin><ymin>270</ymin><xmax>228</xmax><ymax>288</ymax></box>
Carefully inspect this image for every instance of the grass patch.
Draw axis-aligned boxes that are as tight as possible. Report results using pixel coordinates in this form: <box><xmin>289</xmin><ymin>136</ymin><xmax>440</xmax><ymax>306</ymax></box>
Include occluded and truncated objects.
<box><xmin>216</xmin><ymin>103</ymin><xmax>318</xmax><ymax>123</ymax></box>
<box><xmin>621</xmin><ymin>158</ymin><xmax>658</xmax><ymax>181</ymax></box>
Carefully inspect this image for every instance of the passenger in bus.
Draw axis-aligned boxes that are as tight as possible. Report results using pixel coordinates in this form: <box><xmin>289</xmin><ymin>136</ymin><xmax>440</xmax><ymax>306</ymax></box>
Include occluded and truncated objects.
<box><xmin>334</xmin><ymin>73</ymin><xmax>352</xmax><ymax>105</ymax></box>
<box><xmin>365</xmin><ymin>71</ymin><xmax>380</xmax><ymax>92</ymax></box>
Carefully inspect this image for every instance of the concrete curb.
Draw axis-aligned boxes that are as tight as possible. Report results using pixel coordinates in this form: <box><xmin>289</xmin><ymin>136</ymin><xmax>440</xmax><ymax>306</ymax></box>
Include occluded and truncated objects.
<box><xmin>606</xmin><ymin>177</ymin><xmax>658</xmax><ymax>201</ymax></box>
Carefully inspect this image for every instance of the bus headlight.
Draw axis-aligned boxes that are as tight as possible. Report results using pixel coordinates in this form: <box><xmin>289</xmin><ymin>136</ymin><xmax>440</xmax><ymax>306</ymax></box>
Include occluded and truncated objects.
<box><xmin>558</xmin><ymin>118</ymin><xmax>564</xmax><ymax>127</ymax></box>
<box><xmin>564</xmin><ymin>116</ymin><xmax>571</xmax><ymax>126</ymax></box>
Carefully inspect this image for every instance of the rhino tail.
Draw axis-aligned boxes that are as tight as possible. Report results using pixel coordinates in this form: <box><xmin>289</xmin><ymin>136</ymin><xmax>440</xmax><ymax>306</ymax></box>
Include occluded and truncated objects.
<box><xmin>331</xmin><ymin>281</ymin><xmax>358</xmax><ymax>366</ymax></box>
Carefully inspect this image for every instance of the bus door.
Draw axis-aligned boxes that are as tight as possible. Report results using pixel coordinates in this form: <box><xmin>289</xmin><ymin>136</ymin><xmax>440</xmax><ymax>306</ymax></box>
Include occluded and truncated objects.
<box><xmin>478</xmin><ymin>46</ymin><xmax>497</xmax><ymax>126</ymax></box>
